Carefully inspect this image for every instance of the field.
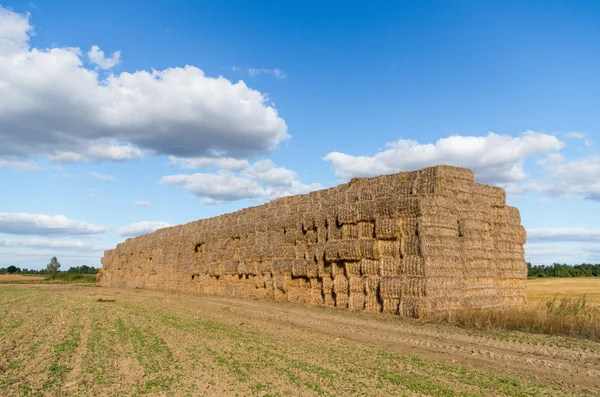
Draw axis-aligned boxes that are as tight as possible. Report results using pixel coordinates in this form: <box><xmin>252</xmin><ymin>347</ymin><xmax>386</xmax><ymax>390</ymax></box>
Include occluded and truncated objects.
<box><xmin>526</xmin><ymin>277</ymin><xmax>600</xmax><ymax>305</ymax></box>
<box><xmin>1</xmin><ymin>280</ymin><xmax>599</xmax><ymax>396</ymax></box>
<box><xmin>0</xmin><ymin>275</ymin><xmax>46</xmax><ymax>284</ymax></box>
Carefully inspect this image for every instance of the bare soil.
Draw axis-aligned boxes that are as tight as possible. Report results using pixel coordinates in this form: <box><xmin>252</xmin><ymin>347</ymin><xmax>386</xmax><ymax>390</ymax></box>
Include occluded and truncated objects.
<box><xmin>1</xmin><ymin>284</ymin><xmax>599</xmax><ymax>396</ymax></box>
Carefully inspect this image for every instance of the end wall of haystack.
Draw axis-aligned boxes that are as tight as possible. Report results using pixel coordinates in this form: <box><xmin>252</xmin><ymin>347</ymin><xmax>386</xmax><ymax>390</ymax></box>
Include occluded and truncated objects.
<box><xmin>99</xmin><ymin>165</ymin><xmax>527</xmax><ymax>317</ymax></box>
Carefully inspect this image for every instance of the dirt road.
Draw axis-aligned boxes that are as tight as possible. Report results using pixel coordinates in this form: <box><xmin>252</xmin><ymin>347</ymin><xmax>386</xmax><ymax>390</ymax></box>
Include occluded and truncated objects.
<box><xmin>1</xmin><ymin>284</ymin><xmax>599</xmax><ymax>396</ymax></box>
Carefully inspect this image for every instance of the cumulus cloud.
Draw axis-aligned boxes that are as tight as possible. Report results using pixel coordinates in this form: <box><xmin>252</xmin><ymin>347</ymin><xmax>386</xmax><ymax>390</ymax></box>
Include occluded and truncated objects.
<box><xmin>159</xmin><ymin>159</ymin><xmax>322</xmax><ymax>204</ymax></box>
<box><xmin>118</xmin><ymin>221</ymin><xmax>172</xmax><ymax>237</ymax></box>
<box><xmin>248</xmin><ymin>68</ymin><xmax>287</xmax><ymax>79</ymax></box>
<box><xmin>0</xmin><ymin>6</ymin><xmax>288</xmax><ymax>164</ymax></box>
<box><xmin>0</xmin><ymin>212</ymin><xmax>109</xmax><ymax>237</ymax></box>
<box><xmin>132</xmin><ymin>201</ymin><xmax>150</xmax><ymax>207</ymax></box>
<box><xmin>87</xmin><ymin>45</ymin><xmax>120</xmax><ymax>69</ymax></box>
<box><xmin>90</xmin><ymin>171</ymin><xmax>117</xmax><ymax>182</ymax></box>
<box><xmin>324</xmin><ymin>131</ymin><xmax>563</xmax><ymax>185</ymax></box>
<box><xmin>527</xmin><ymin>228</ymin><xmax>600</xmax><ymax>243</ymax></box>
<box><xmin>168</xmin><ymin>156</ymin><xmax>249</xmax><ymax>171</ymax></box>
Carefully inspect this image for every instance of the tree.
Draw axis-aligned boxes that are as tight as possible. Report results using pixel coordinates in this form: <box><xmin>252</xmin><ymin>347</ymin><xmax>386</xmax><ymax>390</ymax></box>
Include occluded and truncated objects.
<box><xmin>46</xmin><ymin>257</ymin><xmax>61</xmax><ymax>274</ymax></box>
<box><xmin>7</xmin><ymin>265</ymin><xmax>18</xmax><ymax>274</ymax></box>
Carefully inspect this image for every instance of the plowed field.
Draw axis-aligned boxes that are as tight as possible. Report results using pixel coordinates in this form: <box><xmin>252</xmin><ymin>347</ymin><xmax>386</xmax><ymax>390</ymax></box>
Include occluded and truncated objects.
<box><xmin>1</xmin><ymin>284</ymin><xmax>599</xmax><ymax>396</ymax></box>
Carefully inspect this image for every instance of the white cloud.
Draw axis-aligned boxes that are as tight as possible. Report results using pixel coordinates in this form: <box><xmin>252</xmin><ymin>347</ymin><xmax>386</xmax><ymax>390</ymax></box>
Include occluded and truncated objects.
<box><xmin>0</xmin><ymin>238</ymin><xmax>100</xmax><ymax>250</ymax></box>
<box><xmin>324</xmin><ymin>131</ymin><xmax>564</xmax><ymax>185</ymax></box>
<box><xmin>537</xmin><ymin>155</ymin><xmax>600</xmax><ymax>200</ymax></box>
<box><xmin>248</xmin><ymin>68</ymin><xmax>287</xmax><ymax>79</ymax></box>
<box><xmin>48</xmin><ymin>140</ymin><xmax>142</xmax><ymax>163</ymax></box>
<box><xmin>0</xmin><ymin>6</ymin><xmax>288</xmax><ymax>164</ymax></box>
<box><xmin>87</xmin><ymin>44</ymin><xmax>120</xmax><ymax>70</ymax></box>
<box><xmin>159</xmin><ymin>160</ymin><xmax>322</xmax><ymax>204</ymax></box>
<box><xmin>0</xmin><ymin>6</ymin><xmax>31</xmax><ymax>54</ymax></box>
<box><xmin>132</xmin><ymin>201</ymin><xmax>150</xmax><ymax>208</ymax></box>
<box><xmin>91</xmin><ymin>171</ymin><xmax>117</xmax><ymax>182</ymax></box>
<box><xmin>564</xmin><ymin>131</ymin><xmax>586</xmax><ymax>140</ymax></box>
<box><xmin>168</xmin><ymin>156</ymin><xmax>249</xmax><ymax>171</ymax></box>
<box><xmin>527</xmin><ymin>228</ymin><xmax>600</xmax><ymax>243</ymax></box>
<box><xmin>0</xmin><ymin>157</ymin><xmax>40</xmax><ymax>170</ymax></box>
<box><xmin>0</xmin><ymin>212</ymin><xmax>109</xmax><ymax>237</ymax></box>
<box><xmin>118</xmin><ymin>221</ymin><xmax>172</xmax><ymax>237</ymax></box>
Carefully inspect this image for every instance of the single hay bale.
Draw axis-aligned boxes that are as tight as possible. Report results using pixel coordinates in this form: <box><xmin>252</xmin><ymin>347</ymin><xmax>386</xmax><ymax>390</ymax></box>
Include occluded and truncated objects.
<box><xmin>358</xmin><ymin>239</ymin><xmax>380</xmax><ymax>259</ymax></box>
<box><xmin>379</xmin><ymin>276</ymin><xmax>402</xmax><ymax>299</ymax></box>
<box><xmin>365</xmin><ymin>294</ymin><xmax>382</xmax><ymax>313</ymax></box>
<box><xmin>335</xmin><ymin>292</ymin><xmax>349</xmax><ymax>308</ymax></box>
<box><xmin>365</xmin><ymin>276</ymin><xmax>380</xmax><ymax>294</ymax></box>
<box><xmin>361</xmin><ymin>258</ymin><xmax>380</xmax><ymax>276</ymax></box>
<box><xmin>379</xmin><ymin>240</ymin><xmax>401</xmax><ymax>257</ymax></box>
<box><xmin>348</xmin><ymin>275</ymin><xmax>365</xmax><ymax>293</ymax></box>
<box><xmin>333</xmin><ymin>275</ymin><xmax>349</xmax><ymax>295</ymax></box>
<box><xmin>345</xmin><ymin>261</ymin><xmax>361</xmax><ymax>276</ymax></box>
<box><xmin>348</xmin><ymin>293</ymin><xmax>366</xmax><ymax>310</ymax></box>
<box><xmin>342</xmin><ymin>224</ymin><xmax>360</xmax><ymax>240</ymax></box>
<box><xmin>382</xmin><ymin>298</ymin><xmax>400</xmax><ymax>314</ymax></box>
<box><xmin>375</xmin><ymin>217</ymin><xmax>401</xmax><ymax>240</ymax></box>
<box><xmin>380</xmin><ymin>256</ymin><xmax>402</xmax><ymax>277</ymax></box>
<box><xmin>357</xmin><ymin>222</ymin><xmax>375</xmax><ymax>239</ymax></box>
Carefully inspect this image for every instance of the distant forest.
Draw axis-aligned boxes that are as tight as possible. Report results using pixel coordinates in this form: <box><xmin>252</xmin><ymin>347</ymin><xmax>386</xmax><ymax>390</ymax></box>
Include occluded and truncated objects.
<box><xmin>0</xmin><ymin>265</ymin><xmax>98</xmax><ymax>275</ymax></box>
<box><xmin>528</xmin><ymin>263</ymin><xmax>600</xmax><ymax>278</ymax></box>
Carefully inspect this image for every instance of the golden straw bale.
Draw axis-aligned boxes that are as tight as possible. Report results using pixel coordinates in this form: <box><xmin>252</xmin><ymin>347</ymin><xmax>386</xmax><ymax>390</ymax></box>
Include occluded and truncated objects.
<box><xmin>379</xmin><ymin>276</ymin><xmax>402</xmax><ymax>299</ymax></box>
<box><xmin>335</xmin><ymin>293</ymin><xmax>349</xmax><ymax>308</ymax></box>
<box><xmin>378</xmin><ymin>240</ymin><xmax>401</xmax><ymax>257</ymax></box>
<box><xmin>403</xmin><ymin>236</ymin><xmax>421</xmax><ymax>256</ymax></box>
<box><xmin>342</xmin><ymin>224</ymin><xmax>360</xmax><ymax>239</ymax></box>
<box><xmin>358</xmin><ymin>239</ymin><xmax>380</xmax><ymax>259</ymax></box>
<box><xmin>292</xmin><ymin>259</ymin><xmax>308</xmax><ymax>277</ymax></box>
<box><xmin>348</xmin><ymin>276</ymin><xmax>365</xmax><ymax>293</ymax></box>
<box><xmin>380</xmin><ymin>256</ymin><xmax>402</xmax><ymax>277</ymax></box>
<box><xmin>327</xmin><ymin>221</ymin><xmax>343</xmax><ymax>241</ymax></box>
<box><xmin>365</xmin><ymin>276</ymin><xmax>380</xmax><ymax>294</ymax></box>
<box><xmin>365</xmin><ymin>295</ymin><xmax>381</xmax><ymax>313</ymax></box>
<box><xmin>361</xmin><ymin>258</ymin><xmax>380</xmax><ymax>276</ymax></box>
<box><xmin>375</xmin><ymin>216</ymin><xmax>400</xmax><ymax>240</ymax></box>
<box><xmin>356</xmin><ymin>201</ymin><xmax>374</xmax><ymax>222</ymax></box>
<box><xmin>403</xmin><ymin>256</ymin><xmax>425</xmax><ymax>276</ymax></box>
<box><xmin>333</xmin><ymin>275</ymin><xmax>349</xmax><ymax>295</ymax></box>
<box><xmin>271</xmin><ymin>259</ymin><xmax>294</xmax><ymax>274</ymax></box>
<box><xmin>337</xmin><ymin>204</ymin><xmax>358</xmax><ymax>224</ymax></box>
<box><xmin>399</xmin><ymin>298</ymin><xmax>421</xmax><ymax>317</ymax></box>
<box><xmin>382</xmin><ymin>298</ymin><xmax>400</xmax><ymax>314</ymax></box>
<box><xmin>321</xmin><ymin>276</ymin><xmax>334</xmax><ymax>305</ymax></box>
<box><xmin>306</xmin><ymin>258</ymin><xmax>318</xmax><ymax>278</ymax></box>
<box><xmin>358</xmin><ymin>222</ymin><xmax>375</xmax><ymax>239</ymax></box>
<box><xmin>345</xmin><ymin>261</ymin><xmax>361</xmax><ymax>276</ymax></box>
<box><xmin>493</xmin><ymin>206</ymin><xmax>521</xmax><ymax>225</ymax></box>
<box><xmin>349</xmin><ymin>293</ymin><xmax>365</xmax><ymax>310</ymax></box>
<box><xmin>331</xmin><ymin>262</ymin><xmax>346</xmax><ymax>279</ymax></box>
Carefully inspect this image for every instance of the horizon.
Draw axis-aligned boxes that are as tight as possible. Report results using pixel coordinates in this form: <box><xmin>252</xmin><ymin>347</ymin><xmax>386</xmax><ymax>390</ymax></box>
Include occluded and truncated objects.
<box><xmin>1</xmin><ymin>1</ymin><xmax>599</xmax><ymax>269</ymax></box>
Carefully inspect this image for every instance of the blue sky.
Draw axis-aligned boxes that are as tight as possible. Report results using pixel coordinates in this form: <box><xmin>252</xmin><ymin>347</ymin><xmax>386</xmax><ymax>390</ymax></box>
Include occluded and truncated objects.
<box><xmin>1</xmin><ymin>0</ymin><xmax>599</xmax><ymax>269</ymax></box>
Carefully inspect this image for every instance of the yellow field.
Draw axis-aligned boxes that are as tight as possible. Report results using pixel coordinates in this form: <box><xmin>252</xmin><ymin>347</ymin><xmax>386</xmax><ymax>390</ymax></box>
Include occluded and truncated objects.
<box><xmin>0</xmin><ymin>274</ymin><xmax>46</xmax><ymax>284</ymax></box>
<box><xmin>526</xmin><ymin>277</ymin><xmax>600</xmax><ymax>305</ymax></box>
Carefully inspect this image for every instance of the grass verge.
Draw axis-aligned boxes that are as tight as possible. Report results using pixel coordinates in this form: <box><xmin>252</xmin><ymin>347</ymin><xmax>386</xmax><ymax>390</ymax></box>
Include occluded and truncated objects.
<box><xmin>434</xmin><ymin>295</ymin><xmax>600</xmax><ymax>342</ymax></box>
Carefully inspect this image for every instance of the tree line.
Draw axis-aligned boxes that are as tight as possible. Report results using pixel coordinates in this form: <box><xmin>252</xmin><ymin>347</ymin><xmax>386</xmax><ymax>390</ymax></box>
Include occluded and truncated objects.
<box><xmin>0</xmin><ymin>257</ymin><xmax>97</xmax><ymax>275</ymax></box>
<box><xmin>528</xmin><ymin>263</ymin><xmax>600</xmax><ymax>278</ymax></box>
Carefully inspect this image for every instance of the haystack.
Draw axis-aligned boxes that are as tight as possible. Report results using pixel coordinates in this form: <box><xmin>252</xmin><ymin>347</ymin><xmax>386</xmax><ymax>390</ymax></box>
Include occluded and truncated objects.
<box><xmin>98</xmin><ymin>165</ymin><xmax>527</xmax><ymax>317</ymax></box>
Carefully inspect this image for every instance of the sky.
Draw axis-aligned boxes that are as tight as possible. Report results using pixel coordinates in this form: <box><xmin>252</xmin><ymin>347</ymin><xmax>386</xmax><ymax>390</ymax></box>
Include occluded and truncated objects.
<box><xmin>1</xmin><ymin>0</ymin><xmax>599</xmax><ymax>269</ymax></box>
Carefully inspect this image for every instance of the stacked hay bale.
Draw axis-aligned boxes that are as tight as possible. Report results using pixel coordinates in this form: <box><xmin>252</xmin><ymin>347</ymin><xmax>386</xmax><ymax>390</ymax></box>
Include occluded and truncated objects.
<box><xmin>99</xmin><ymin>165</ymin><xmax>527</xmax><ymax>317</ymax></box>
